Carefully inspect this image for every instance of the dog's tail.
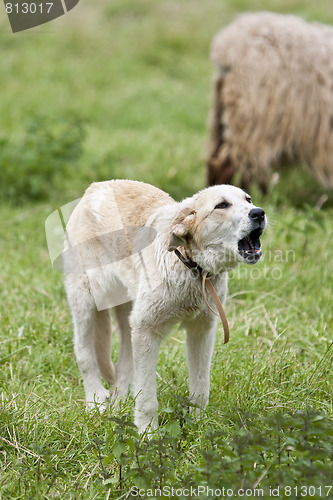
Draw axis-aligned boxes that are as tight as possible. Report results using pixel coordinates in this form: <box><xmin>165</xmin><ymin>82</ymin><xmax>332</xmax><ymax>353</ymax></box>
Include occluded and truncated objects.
<box><xmin>93</xmin><ymin>309</ymin><xmax>115</xmax><ymax>384</ymax></box>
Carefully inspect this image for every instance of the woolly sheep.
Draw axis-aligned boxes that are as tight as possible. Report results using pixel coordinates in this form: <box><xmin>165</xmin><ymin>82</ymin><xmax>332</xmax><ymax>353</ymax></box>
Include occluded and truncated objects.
<box><xmin>207</xmin><ymin>12</ymin><xmax>333</xmax><ymax>192</ymax></box>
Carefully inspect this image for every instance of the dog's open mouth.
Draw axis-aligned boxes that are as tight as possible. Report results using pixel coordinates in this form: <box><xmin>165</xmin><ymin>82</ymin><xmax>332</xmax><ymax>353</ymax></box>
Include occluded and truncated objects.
<box><xmin>238</xmin><ymin>228</ymin><xmax>263</xmax><ymax>263</ymax></box>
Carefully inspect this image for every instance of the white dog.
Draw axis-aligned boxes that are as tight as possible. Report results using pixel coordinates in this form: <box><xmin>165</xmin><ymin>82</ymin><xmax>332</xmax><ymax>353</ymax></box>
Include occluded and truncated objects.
<box><xmin>63</xmin><ymin>180</ymin><xmax>266</xmax><ymax>433</ymax></box>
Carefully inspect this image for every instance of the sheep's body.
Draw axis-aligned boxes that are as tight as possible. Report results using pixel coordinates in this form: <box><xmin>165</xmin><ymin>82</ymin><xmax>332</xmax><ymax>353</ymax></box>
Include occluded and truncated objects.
<box><xmin>207</xmin><ymin>12</ymin><xmax>333</xmax><ymax>192</ymax></box>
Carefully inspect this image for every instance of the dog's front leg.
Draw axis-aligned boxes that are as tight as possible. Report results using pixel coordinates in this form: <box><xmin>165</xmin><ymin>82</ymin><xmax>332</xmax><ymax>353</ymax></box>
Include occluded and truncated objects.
<box><xmin>131</xmin><ymin>322</ymin><xmax>162</xmax><ymax>434</ymax></box>
<box><xmin>184</xmin><ymin>314</ymin><xmax>218</xmax><ymax>414</ymax></box>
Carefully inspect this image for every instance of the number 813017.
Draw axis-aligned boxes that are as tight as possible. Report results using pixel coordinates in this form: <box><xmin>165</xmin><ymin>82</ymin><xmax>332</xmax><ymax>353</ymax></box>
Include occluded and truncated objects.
<box><xmin>283</xmin><ymin>486</ymin><xmax>332</xmax><ymax>497</ymax></box>
<box><xmin>5</xmin><ymin>3</ymin><xmax>53</xmax><ymax>14</ymax></box>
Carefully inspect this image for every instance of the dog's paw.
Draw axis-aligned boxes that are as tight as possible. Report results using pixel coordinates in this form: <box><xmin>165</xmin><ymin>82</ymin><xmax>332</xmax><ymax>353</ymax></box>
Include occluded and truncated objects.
<box><xmin>134</xmin><ymin>412</ymin><xmax>158</xmax><ymax>436</ymax></box>
<box><xmin>86</xmin><ymin>387</ymin><xmax>110</xmax><ymax>412</ymax></box>
<box><xmin>137</xmin><ymin>421</ymin><xmax>158</xmax><ymax>437</ymax></box>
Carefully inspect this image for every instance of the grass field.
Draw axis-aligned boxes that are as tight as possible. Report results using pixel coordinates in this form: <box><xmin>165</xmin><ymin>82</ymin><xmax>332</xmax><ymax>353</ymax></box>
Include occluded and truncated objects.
<box><xmin>0</xmin><ymin>0</ymin><xmax>333</xmax><ymax>498</ymax></box>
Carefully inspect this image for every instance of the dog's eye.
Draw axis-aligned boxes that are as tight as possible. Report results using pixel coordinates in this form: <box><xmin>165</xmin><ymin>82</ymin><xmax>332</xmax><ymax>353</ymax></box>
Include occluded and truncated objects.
<box><xmin>246</xmin><ymin>196</ymin><xmax>252</xmax><ymax>204</ymax></box>
<box><xmin>214</xmin><ymin>201</ymin><xmax>230</xmax><ymax>209</ymax></box>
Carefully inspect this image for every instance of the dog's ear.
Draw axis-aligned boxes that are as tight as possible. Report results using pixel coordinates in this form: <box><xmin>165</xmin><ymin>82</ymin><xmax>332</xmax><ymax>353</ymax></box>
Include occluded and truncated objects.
<box><xmin>168</xmin><ymin>208</ymin><xmax>196</xmax><ymax>251</ymax></box>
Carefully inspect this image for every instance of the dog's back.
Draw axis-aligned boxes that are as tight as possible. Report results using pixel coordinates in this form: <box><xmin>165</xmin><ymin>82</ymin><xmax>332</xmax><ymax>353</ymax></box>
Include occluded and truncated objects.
<box><xmin>68</xmin><ymin>180</ymin><xmax>174</xmax><ymax>237</ymax></box>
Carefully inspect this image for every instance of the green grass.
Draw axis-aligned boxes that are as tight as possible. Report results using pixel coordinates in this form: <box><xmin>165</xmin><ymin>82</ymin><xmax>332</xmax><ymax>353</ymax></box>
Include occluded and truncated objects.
<box><xmin>1</xmin><ymin>0</ymin><xmax>333</xmax><ymax>498</ymax></box>
<box><xmin>1</xmin><ymin>200</ymin><xmax>332</xmax><ymax>498</ymax></box>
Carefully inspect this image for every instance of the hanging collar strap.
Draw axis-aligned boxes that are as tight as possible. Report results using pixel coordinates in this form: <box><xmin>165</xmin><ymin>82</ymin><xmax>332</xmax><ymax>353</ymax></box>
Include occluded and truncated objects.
<box><xmin>174</xmin><ymin>249</ymin><xmax>230</xmax><ymax>344</ymax></box>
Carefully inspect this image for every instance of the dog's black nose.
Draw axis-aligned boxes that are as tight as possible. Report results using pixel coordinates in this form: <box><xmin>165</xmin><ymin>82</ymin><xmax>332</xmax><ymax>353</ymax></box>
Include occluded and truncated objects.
<box><xmin>249</xmin><ymin>208</ymin><xmax>265</xmax><ymax>223</ymax></box>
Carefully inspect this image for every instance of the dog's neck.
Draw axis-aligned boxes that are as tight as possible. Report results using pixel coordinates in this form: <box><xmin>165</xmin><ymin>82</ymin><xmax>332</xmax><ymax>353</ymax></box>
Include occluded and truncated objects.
<box><xmin>174</xmin><ymin>248</ymin><xmax>210</xmax><ymax>278</ymax></box>
<box><xmin>173</xmin><ymin>247</ymin><xmax>229</xmax><ymax>344</ymax></box>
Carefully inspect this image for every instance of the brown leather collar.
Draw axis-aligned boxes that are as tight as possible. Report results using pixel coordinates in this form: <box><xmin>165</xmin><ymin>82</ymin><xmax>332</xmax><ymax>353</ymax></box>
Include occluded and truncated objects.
<box><xmin>174</xmin><ymin>249</ymin><xmax>230</xmax><ymax>344</ymax></box>
<box><xmin>174</xmin><ymin>248</ymin><xmax>208</xmax><ymax>277</ymax></box>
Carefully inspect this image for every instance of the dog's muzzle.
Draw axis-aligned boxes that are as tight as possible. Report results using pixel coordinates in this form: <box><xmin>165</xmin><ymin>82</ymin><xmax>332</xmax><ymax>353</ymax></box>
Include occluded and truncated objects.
<box><xmin>238</xmin><ymin>208</ymin><xmax>266</xmax><ymax>264</ymax></box>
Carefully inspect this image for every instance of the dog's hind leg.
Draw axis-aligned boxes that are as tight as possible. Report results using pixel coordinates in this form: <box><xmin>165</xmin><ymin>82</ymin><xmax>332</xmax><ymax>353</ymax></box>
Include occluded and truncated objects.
<box><xmin>113</xmin><ymin>301</ymin><xmax>133</xmax><ymax>398</ymax></box>
<box><xmin>66</xmin><ymin>276</ymin><xmax>111</xmax><ymax>409</ymax></box>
